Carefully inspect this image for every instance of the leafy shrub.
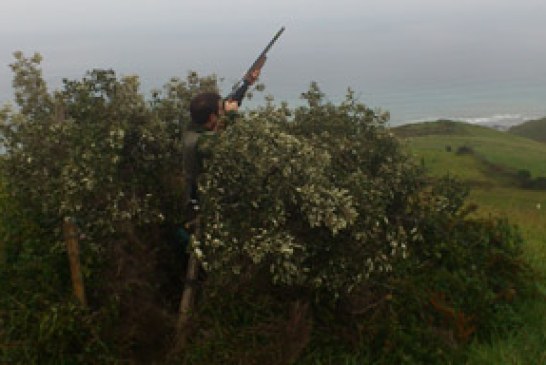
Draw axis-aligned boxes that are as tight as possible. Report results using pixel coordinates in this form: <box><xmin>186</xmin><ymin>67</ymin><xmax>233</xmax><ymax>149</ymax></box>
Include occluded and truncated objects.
<box><xmin>514</xmin><ymin>169</ymin><xmax>546</xmax><ymax>190</ymax></box>
<box><xmin>182</xmin><ymin>88</ymin><xmax>534</xmax><ymax>364</ymax></box>
<box><xmin>196</xmin><ymin>86</ymin><xmax>419</xmax><ymax>300</ymax></box>
<box><xmin>0</xmin><ymin>54</ymin><xmax>535</xmax><ymax>364</ymax></box>
<box><xmin>456</xmin><ymin>145</ymin><xmax>474</xmax><ymax>155</ymax></box>
<box><xmin>0</xmin><ymin>52</ymin><xmax>219</xmax><ymax>363</ymax></box>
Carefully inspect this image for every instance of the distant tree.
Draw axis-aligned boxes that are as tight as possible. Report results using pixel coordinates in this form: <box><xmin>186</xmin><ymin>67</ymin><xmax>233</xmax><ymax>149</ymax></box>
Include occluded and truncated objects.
<box><xmin>456</xmin><ymin>145</ymin><xmax>474</xmax><ymax>155</ymax></box>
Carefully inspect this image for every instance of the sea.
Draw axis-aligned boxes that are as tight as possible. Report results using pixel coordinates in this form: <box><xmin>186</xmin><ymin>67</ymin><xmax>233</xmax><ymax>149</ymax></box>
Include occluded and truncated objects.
<box><xmin>3</xmin><ymin>68</ymin><xmax>544</xmax><ymax>130</ymax></box>
<box><xmin>2</xmin><ymin>35</ymin><xmax>546</xmax><ymax>128</ymax></box>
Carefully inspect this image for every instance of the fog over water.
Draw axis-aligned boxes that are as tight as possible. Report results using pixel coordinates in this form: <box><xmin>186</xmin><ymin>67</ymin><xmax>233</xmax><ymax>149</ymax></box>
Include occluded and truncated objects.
<box><xmin>2</xmin><ymin>0</ymin><xmax>546</xmax><ymax>125</ymax></box>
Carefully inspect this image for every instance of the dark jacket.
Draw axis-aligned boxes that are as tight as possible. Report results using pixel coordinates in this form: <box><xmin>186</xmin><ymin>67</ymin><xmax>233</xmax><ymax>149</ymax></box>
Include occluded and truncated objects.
<box><xmin>182</xmin><ymin>123</ymin><xmax>208</xmax><ymax>209</ymax></box>
<box><xmin>182</xmin><ymin>112</ymin><xmax>237</xmax><ymax>216</ymax></box>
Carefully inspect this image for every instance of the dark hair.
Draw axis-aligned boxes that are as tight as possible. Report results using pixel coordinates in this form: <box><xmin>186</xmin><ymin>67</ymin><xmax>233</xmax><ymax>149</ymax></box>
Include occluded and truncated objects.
<box><xmin>190</xmin><ymin>92</ymin><xmax>222</xmax><ymax>124</ymax></box>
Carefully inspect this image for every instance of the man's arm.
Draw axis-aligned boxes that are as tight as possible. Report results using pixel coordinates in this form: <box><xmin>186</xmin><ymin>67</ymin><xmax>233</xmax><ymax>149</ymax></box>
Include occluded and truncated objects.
<box><xmin>225</xmin><ymin>68</ymin><xmax>261</xmax><ymax>107</ymax></box>
<box><xmin>214</xmin><ymin>70</ymin><xmax>258</xmax><ymax>132</ymax></box>
<box><xmin>225</xmin><ymin>68</ymin><xmax>259</xmax><ymax>113</ymax></box>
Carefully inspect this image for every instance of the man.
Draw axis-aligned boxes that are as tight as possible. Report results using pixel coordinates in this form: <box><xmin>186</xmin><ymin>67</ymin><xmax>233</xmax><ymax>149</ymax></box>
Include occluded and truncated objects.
<box><xmin>182</xmin><ymin>70</ymin><xmax>260</xmax><ymax>221</ymax></box>
<box><xmin>177</xmin><ymin>71</ymin><xmax>260</xmax><ymax>341</ymax></box>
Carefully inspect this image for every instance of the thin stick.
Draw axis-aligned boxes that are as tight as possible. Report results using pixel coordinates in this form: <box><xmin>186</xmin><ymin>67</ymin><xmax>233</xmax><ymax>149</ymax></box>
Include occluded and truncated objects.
<box><xmin>176</xmin><ymin>216</ymin><xmax>201</xmax><ymax>347</ymax></box>
<box><xmin>63</xmin><ymin>218</ymin><xmax>87</xmax><ymax>307</ymax></box>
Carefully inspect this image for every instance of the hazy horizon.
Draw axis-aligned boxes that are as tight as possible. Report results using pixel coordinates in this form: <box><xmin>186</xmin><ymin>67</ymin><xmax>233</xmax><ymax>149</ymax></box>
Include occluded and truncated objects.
<box><xmin>2</xmin><ymin>0</ymin><xmax>546</xmax><ymax>125</ymax></box>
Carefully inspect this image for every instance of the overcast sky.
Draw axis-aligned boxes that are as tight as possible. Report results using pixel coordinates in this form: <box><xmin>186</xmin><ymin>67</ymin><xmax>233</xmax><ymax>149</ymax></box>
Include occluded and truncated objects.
<box><xmin>2</xmin><ymin>0</ymin><xmax>546</xmax><ymax>123</ymax></box>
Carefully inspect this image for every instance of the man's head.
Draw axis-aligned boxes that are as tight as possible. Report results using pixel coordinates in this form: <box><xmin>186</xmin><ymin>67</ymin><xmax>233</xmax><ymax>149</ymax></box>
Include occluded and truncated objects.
<box><xmin>190</xmin><ymin>92</ymin><xmax>222</xmax><ymax>130</ymax></box>
<box><xmin>189</xmin><ymin>92</ymin><xmax>240</xmax><ymax>131</ymax></box>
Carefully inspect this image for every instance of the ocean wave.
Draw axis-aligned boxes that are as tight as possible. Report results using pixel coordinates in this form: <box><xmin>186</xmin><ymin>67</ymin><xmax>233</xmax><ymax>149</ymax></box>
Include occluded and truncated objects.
<box><xmin>459</xmin><ymin>114</ymin><xmax>529</xmax><ymax>125</ymax></box>
<box><xmin>400</xmin><ymin>113</ymin><xmax>542</xmax><ymax>128</ymax></box>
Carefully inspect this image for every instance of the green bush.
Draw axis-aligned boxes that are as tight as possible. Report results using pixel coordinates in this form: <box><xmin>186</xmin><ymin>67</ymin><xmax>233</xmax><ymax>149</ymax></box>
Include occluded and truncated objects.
<box><xmin>0</xmin><ymin>52</ymin><xmax>218</xmax><ymax>363</ymax></box>
<box><xmin>196</xmin><ymin>86</ymin><xmax>416</xmax><ymax>299</ymax></box>
<box><xmin>181</xmin><ymin>88</ymin><xmax>534</xmax><ymax>364</ymax></box>
<box><xmin>0</xmin><ymin>54</ymin><xmax>535</xmax><ymax>364</ymax></box>
<box><xmin>0</xmin><ymin>172</ymin><xmax>119</xmax><ymax>363</ymax></box>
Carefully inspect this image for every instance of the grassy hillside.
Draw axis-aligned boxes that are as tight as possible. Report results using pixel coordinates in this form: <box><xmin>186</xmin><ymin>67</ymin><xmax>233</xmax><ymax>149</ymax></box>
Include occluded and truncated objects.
<box><xmin>394</xmin><ymin>120</ymin><xmax>546</xmax><ymax>180</ymax></box>
<box><xmin>509</xmin><ymin>117</ymin><xmax>546</xmax><ymax>144</ymax></box>
<box><xmin>392</xmin><ymin>120</ymin><xmax>545</xmax><ymax>247</ymax></box>
<box><xmin>393</xmin><ymin>120</ymin><xmax>546</xmax><ymax>364</ymax></box>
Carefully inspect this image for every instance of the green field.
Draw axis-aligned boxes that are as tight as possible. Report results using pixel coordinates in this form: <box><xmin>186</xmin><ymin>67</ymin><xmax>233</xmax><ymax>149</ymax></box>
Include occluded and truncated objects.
<box><xmin>394</xmin><ymin>120</ymin><xmax>546</xmax><ymax>364</ymax></box>
<box><xmin>396</xmin><ymin>120</ymin><xmax>546</xmax><ymax>178</ymax></box>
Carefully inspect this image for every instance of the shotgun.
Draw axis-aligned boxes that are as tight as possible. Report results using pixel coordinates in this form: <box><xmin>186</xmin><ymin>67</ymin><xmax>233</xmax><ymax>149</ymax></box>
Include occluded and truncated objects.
<box><xmin>226</xmin><ymin>26</ymin><xmax>285</xmax><ymax>105</ymax></box>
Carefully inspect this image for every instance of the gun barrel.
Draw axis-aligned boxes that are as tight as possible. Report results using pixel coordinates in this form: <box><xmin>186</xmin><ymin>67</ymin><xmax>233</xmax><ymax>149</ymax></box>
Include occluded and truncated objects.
<box><xmin>247</xmin><ymin>26</ymin><xmax>285</xmax><ymax>75</ymax></box>
<box><xmin>261</xmin><ymin>26</ymin><xmax>285</xmax><ymax>57</ymax></box>
<box><xmin>228</xmin><ymin>27</ymin><xmax>285</xmax><ymax>104</ymax></box>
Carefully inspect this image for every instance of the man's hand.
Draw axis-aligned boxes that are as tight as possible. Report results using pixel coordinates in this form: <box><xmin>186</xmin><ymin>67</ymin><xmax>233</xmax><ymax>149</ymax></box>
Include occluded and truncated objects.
<box><xmin>214</xmin><ymin>99</ymin><xmax>239</xmax><ymax>132</ymax></box>
<box><xmin>223</xmin><ymin>100</ymin><xmax>239</xmax><ymax>113</ymax></box>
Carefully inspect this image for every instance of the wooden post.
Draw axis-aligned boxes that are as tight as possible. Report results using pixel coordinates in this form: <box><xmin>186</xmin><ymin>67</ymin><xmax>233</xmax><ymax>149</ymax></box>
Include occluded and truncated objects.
<box><xmin>54</xmin><ymin>101</ymin><xmax>65</xmax><ymax>122</ymax></box>
<box><xmin>178</xmin><ymin>253</ymin><xmax>199</xmax><ymax>324</ymax></box>
<box><xmin>63</xmin><ymin>218</ymin><xmax>87</xmax><ymax>307</ymax></box>
<box><xmin>176</xmin><ymin>216</ymin><xmax>201</xmax><ymax>347</ymax></box>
